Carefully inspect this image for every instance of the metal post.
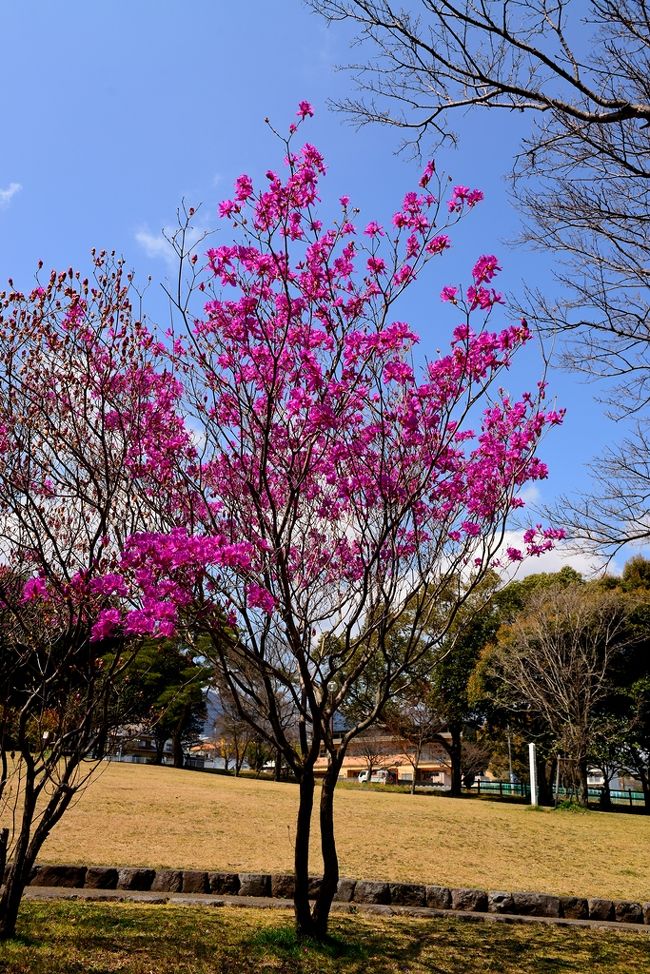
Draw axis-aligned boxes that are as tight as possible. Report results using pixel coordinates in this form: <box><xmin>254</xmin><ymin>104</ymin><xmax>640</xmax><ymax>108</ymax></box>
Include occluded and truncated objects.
<box><xmin>529</xmin><ymin>742</ymin><xmax>538</xmax><ymax>806</ymax></box>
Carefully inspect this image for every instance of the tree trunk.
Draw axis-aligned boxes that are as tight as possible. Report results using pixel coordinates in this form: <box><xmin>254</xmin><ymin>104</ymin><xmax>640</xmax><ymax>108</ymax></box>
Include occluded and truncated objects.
<box><xmin>599</xmin><ymin>776</ymin><xmax>612</xmax><ymax>810</ymax></box>
<box><xmin>0</xmin><ymin>852</ymin><xmax>36</xmax><ymax>941</ymax></box>
<box><xmin>0</xmin><ymin>780</ymin><xmax>37</xmax><ymax>941</ymax></box>
<box><xmin>641</xmin><ymin>768</ymin><xmax>650</xmax><ymax>812</ymax></box>
<box><xmin>274</xmin><ymin>749</ymin><xmax>282</xmax><ymax>782</ymax></box>
<box><xmin>0</xmin><ymin>780</ymin><xmax>78</xmax><ymax>941</ymax></box>
<box><xmin>154</xmin><ymin>735</ymin><xmax>165</xmax><ymax>765</ymax></box>
<box><xmin>624</xmin><ymin>748</ymin><xmax>649</xmax><ymax>811</ymax></box>
<box><xmin>172</xmin><ymin>730</ymin><xmax>184</xmax><ymax>768</ymax></box>
<box><xmin>312</xmin><ymin>759</ymin><xmax>341</xmax><ymax>937</ymax></box>
<box><xmin>537</xmin><ymin>755</ymin><xmax>555</xmax><ymax>807</ymax></box>
<box><xmin>577</xmin><ymin>757</ymin><xmax>590</xmax><ymax>807</ymax></box>
<box><xmin>293</xmin><ymin>768</ymin><xmax>316</xmax><ymax>938</ymax></box>
<box><xmin>449</xmin><ymin>725</ymin><xmax>462</xmax><ymax>797</ymax></box>
<box><xmin>0</xmin><ymin>828</ymin><xmax>8</xmax><ymax>880</ymax></box>
<box><xmin>410</xmin><ymin>745</ymin><xmax>421</xmax><ymax>795</ymax></box>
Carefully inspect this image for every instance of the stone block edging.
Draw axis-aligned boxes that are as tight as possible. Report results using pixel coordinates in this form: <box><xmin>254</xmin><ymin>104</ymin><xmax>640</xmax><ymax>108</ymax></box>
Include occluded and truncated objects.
<box><xmin>3</xmin><ymin>863</ymin><xmax>649</xmax><ymax>926</ymax></box>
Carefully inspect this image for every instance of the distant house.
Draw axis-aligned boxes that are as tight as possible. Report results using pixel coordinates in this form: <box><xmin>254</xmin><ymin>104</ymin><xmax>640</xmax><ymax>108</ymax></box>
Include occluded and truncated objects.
<box><xmin>187</xmin><ymin>739</ymin><xmax>247</xmax><ymax>772</ymax></box>
<box><xmin>107</xmin><ymin>725</ymin><xmax>174</xmax><ymax>765</ymax></box>
<box><xmin>313</xmin><ymin>723</ymin><xmax>453</xmax><ymax>788</ymax></box>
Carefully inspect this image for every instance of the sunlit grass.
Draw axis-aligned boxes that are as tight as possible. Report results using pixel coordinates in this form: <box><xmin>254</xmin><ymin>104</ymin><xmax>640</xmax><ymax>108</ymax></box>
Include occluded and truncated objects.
<box><xmin>10</xmin><ymin>762</ymin><xmax>647</xmax><ymax>903</ymax></box>
<box><xmin>1</xmin><ymin>901</ymin><xmax>649</xmax><ymax>974</ymax></box>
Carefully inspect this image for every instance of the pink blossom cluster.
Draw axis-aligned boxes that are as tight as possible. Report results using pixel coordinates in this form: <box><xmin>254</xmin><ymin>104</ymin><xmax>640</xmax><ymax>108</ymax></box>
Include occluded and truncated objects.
<box><xmin>505</xmin><ymin>526</ymin><xmax>567</xmax><ymax>562</ymax></box>
<box><xmin>148</xmin><ymin>107</ymin><xmax>565</xmax><ymax>623</ymax></box>
<box><xmin>447</xmin><ymin>185</ymin><xmax>484</xmax><ymax>212</ymax></box>
<box><xmin>88</xmin><ymin>529</ymin><xmax>257</xmax><ymax>641</ymax></box>
<box><xmin>21</xmin><ymin>576</ymin><xmax>48</xmax><ymax>602</ymax></box>
<box><xmin>7</xmin><ymin>107</ymin><xmax>565</xmax><ymax>649</ymax></box>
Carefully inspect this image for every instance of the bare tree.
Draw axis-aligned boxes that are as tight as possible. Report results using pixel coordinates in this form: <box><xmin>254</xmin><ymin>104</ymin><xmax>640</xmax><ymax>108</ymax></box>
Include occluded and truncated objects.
<box><xmin>212</xmin><ymin>695</ymin><xmax>260</xmax><ymax>775</ymax></box>
<box><xmin>487</xmin><ymin>582</ymin><xmax>639</xmax><ymax>804</ymax></box>
<box><xmin>311</xmin><ymin>0</ymin><xmax>650</xmax><ymax>556</ymax></box>
<box><xmin>384</xmin><ymin>687</ymin><xmax>447</xmax><ymax>793</ymax></box>
<box><xmin>351</xmin><ymin>726</ymin><xmax>395</xmax><ymax>782</ymax></box>
<box><xmin>459</xmin><ymin>738</ymin><xmax>492</xmax><ymax>788</ymax></box>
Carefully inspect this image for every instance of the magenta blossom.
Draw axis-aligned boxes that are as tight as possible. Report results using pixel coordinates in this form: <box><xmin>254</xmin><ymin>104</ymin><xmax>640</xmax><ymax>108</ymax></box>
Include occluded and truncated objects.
<box><xmin>21</xmin><ymin>576</ymin><xmax>48</xmax><ymax>602</ymax></box>
<box><xmin>297</xmin><ymin>100</ymin><xmax>314</xmax><ymax>118</ymax></box>
<box><xmin>440</xmin><ymin>286</ymin><xmax>458</xmax><ymax>303</ymax></box>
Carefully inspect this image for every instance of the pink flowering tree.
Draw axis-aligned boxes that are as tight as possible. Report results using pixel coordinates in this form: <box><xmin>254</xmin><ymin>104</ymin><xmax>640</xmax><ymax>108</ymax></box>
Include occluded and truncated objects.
<box><xmin>0</xmin><ymin>107</ymin><xmax>564</xmax><ymax>941</ymax></box>
<box><xmin>0</xmin><ymin>256</ymin><xmax>188</xmax><ymax>939</ymax></box>
<box><xmin>97</xmin><ymin>107</ymin><xmax>562</xmax><ymax>938</ymax></box>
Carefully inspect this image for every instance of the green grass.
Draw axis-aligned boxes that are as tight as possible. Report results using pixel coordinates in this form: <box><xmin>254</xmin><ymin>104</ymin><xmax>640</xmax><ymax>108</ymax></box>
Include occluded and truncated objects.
<box><xmin>0</xmin><ymin>900</ymin><xmax>649</xmax><ymax>974</ymax></box>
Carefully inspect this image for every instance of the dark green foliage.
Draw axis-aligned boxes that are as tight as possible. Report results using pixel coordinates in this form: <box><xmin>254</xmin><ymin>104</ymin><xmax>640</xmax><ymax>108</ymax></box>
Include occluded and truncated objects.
<box><xmin>113</xmin><ymin>640</ymin><xmax>209</xmax><ymax>766</ymax></box>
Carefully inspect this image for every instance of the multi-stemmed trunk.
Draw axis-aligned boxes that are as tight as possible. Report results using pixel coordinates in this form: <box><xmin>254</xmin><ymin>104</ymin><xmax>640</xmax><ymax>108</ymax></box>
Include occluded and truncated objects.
<box><xmin>293</xmin><ymin>767</ymin><xmax>316</xmax><ymax>935</ymax></box>
<box><xmin>311</xmin><ymin>761</ymin><xmax>341</xmax><ymax>937</ymax></box>
<box><xmin>0</xmin><ymin>793</ymin><xmax>36</xmax><ymax>941</ymax></box>
<box><xmin>0</xmin><ymin>853</ymin><xmax>37</xmax><ymax>942</ymax></box>
<box><xmin>0</xmin><ymin>757</ymin><xmax>83</xmax><ymax>940</ymax></box>
<box><xmin>0</xmin><ymin>761</ymin><xmax>39</xmax><ymax>941</ymax></box>
<box><xmin>293</xmin><ymin>756</ymin><xmax>342</xmax><ymax>940</ymax></box>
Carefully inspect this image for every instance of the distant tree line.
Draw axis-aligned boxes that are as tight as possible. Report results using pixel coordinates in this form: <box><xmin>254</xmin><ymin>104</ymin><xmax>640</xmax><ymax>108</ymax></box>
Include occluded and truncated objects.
<box><xmin>374</xmin><ymin>558</ymin><xmax>650</xmax><ymax>809</ymax></box>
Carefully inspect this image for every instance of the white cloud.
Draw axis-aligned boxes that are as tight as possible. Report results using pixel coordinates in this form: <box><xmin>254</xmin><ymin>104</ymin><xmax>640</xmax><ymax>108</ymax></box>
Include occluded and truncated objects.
<box><xmin>515</xmin><ymin>484</ymin><xmax>541</xmax><ymax>507</ymax></box>
<box><xmin>135</xmin><ymin>224</ymin><xmax>207</xmax><ymax>267</ymax></box>
<box><xmin>500</xmin><ymin>529</ymin><xmax>619</xmax><ymax>580</ymax></box>
<box><xmin>134</xmin><ymin>229</ymin><xmax>174</xmax><ymax>264</ymax></box>
<box><xmin>187</xmin><ymin>423</ymin><xmax>206</xmax><ymax>449</ymax></box>
<box><xmin>0</xmin><ymin>182</ymin><xmax>22</xmax><ymax>208</ymax></box>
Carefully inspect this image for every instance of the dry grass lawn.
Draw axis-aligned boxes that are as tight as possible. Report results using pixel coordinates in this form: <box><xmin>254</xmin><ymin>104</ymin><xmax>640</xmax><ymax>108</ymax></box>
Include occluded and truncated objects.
<box><xmin>30</xmin><ymin>762</ymin><xmax>650</xmax><ymax>902</ymax></box>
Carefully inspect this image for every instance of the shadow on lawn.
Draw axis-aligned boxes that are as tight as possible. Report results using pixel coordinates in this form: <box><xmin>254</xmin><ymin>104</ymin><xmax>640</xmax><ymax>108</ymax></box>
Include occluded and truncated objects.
<box><xmin>248</xmin><ymin>921</ymin><xmax>370</xmax><ymax>962</ymax></box>
<box><xmin>244</xmin><ymin>916</ymin><xmax>527</xmax><ymax>973</ymax></box>
<box><xmin>4</xmin><ymin>903</ymin><xmax>650</xmax><ymax>974</ymax></box>
<box><xmin>245</xmin><ymin>915</ymin><xmax>650</xmax><ymax>974</ymax></box>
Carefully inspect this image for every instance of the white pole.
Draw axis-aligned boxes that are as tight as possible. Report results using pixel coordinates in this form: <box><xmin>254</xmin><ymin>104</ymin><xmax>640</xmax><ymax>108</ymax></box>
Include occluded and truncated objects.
<box><xmin>529</xmin><ymin>742</ymin><xmax>538</xmax><ymax>806</ymax></box>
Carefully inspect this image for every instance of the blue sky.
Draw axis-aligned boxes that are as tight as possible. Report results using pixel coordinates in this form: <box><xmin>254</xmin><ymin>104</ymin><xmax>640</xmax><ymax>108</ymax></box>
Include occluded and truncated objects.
<box><xmin>0</xmin><ymin>1</ymin><xmax>625</xmax><ymax>575</ymax></box>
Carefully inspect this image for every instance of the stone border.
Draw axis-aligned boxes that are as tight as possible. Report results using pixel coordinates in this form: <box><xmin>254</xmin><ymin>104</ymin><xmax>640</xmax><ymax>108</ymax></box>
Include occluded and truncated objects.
<box><xmin>4</xmin><ymin>864</ymin><xmax>649</xmax><ymax>926</ymax></box>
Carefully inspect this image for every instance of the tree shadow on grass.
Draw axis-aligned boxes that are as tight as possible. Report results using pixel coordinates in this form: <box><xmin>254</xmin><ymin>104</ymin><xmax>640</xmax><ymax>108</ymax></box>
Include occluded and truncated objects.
<box><xmin>7</xmin><ymin>904</ymin><xmax>650</xmax><ymax>974</ymax></box>
<box><xmin>250</xmin><ymin>915</ymin><xmax>650</xmax><ymax>974</ymax></box>
<box><xmin>244</xmin><ymin>916</ymin><xmax>465</xmax><ymax>973</ymax></box>
<box><xmin>247</xmin><ymin>922</ymin><xmax>370</xmax><ymax>963</ymax></box>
